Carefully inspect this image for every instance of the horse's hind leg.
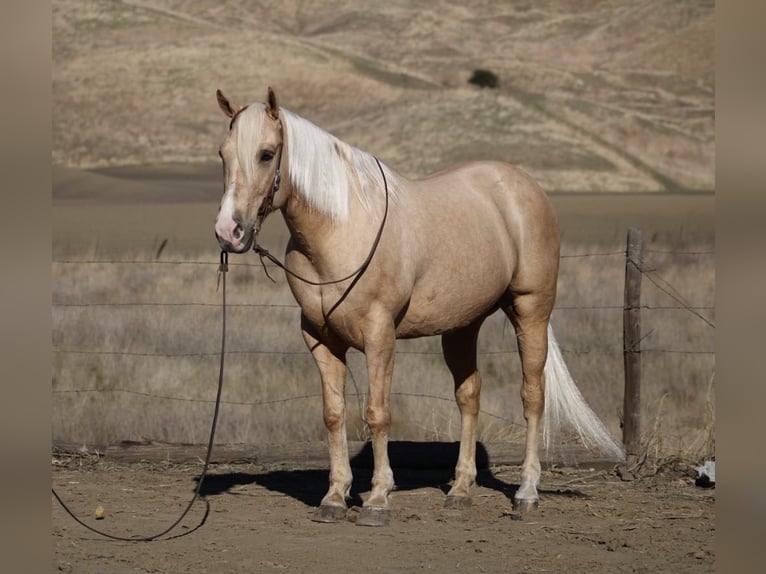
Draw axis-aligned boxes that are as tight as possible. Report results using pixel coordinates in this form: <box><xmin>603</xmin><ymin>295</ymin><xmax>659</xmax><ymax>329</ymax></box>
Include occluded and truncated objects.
<box><xmin>504</xmin><ymin>294</ymin><xmax>552</xmax><ymax>511</ymax></box>
<box><xmin>441</xmin><ymin>320</ymin><xmax>484</xmax><ymax>508</ymax></box>
<box><xmin>302</xmin><ymin>316</ymin><xmax>352</xmax><ymax>523</ymax></box>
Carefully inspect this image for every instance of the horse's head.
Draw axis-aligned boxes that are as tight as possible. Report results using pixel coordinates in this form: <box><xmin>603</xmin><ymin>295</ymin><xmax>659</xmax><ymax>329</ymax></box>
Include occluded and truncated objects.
<box><xmin>214</xmin><ymin>87</ymin><xmax>285</xmax><ymax>253</ymax></box>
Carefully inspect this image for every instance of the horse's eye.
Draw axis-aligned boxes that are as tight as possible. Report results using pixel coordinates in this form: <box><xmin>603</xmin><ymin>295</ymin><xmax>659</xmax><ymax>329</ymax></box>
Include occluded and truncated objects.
<box><xmin>260</xmin><ymin>150</ymin><xmax>275</xmax><ymax>162</ymax></box>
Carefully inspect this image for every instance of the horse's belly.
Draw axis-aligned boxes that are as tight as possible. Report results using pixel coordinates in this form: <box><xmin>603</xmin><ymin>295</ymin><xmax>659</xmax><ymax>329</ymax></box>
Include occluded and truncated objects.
<box><xmin>395</xmin><ymin>280</ymin><xmax>507</xmax><ymax>338</ymax></box>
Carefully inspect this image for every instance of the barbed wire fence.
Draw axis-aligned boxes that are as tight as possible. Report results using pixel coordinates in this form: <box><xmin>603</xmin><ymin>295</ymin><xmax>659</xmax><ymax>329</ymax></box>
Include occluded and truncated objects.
<box><xmin>52</xmin><ymin>231</ymin><xmax>714</xmax><ymax>457</ymax></box>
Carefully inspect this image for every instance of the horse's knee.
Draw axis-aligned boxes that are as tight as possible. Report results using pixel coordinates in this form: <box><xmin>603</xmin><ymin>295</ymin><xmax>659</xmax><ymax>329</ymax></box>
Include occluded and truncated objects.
<box><xmin>323</xmin><ymin>392</ymin><xmax>346</xmax><ymax>432</ymax></box>
<box><xmin>455</xmin><ymin>374</ymin><xmax>481</xmax><ymax>414</ymax></box>
<box><xmin>323</xmin><ymin>407</ymin><xmax>345</xmax><ymax>432</ymax></box>
<box><xmin>365</xmin><ymin>405</ymin><xmax>391</xmax><ymax>433</ymax></box>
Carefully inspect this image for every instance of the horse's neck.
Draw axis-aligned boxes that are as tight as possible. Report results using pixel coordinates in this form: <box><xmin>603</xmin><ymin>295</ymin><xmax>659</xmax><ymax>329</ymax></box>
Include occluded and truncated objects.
<box><xmin>281</xmin><ymin>182</ymin><xmax>378</xmax><ymax>269</ymax></box>
<box><xmin>281</xmin><ymin>188</ymin><xmax>339</xmax><ymax>257</ymax></box>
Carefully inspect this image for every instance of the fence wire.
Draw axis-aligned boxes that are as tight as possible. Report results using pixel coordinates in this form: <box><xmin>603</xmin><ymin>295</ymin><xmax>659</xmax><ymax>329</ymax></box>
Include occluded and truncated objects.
<box><xmin>52</xmin><ymin>247</ymin><xmax>715</xmax><ymax>411</ymax></box>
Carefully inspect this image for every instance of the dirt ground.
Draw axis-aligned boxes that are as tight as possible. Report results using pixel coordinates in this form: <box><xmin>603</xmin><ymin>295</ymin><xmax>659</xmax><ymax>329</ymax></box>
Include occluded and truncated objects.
<box><xmin>52</xmin><ymin>458</ymin><xmax>714</xmax><ymax>574</ymax></box>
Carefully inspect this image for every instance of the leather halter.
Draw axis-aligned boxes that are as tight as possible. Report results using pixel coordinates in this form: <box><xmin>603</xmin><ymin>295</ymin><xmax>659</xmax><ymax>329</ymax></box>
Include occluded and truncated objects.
<box><xmin>255</xmin><ymin>117</ymin><xmax>284</xmax><ymax>233</ymax></box>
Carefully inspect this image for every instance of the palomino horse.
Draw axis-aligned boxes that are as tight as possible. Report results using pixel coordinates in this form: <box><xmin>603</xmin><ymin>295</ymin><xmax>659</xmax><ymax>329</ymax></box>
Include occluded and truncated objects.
<box><xmin>214</xmin><ymin>87</ymin><xmax>623</xmax><ymax>526</ymax></box>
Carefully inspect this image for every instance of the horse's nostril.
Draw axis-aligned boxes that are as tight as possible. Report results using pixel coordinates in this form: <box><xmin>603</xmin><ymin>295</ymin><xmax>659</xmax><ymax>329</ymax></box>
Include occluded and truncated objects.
<box><xmin>233</xmin><ymin>224</ymin><xmax>243</xmax><ymax>240</ymax></box>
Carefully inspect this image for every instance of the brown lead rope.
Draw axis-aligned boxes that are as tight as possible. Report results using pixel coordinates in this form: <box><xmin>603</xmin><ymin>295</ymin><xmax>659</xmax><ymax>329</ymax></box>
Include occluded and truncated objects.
<box><xmin>53</xmin><ymin>158</ymin><xmax>389</xmax><ymax>539</ymax></box>
<box><xmin>51</xmin><ymin>251</ymin><xmax>230</xmax><ymax>542</ymax></box>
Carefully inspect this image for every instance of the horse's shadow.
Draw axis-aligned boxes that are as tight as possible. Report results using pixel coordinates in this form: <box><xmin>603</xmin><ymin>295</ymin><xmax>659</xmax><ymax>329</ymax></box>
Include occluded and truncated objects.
<box><xmin>197</xmin><ymin>441</ymin><xmax>528</xmax><ymax>507</ymax></box>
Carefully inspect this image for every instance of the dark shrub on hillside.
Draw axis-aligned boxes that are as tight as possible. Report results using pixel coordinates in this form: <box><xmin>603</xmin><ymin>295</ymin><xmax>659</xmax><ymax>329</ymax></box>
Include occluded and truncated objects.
<box><xmin>468</xmin><ymin>69</ymin><xmax>499</xmax><ymax>89</ymax></box>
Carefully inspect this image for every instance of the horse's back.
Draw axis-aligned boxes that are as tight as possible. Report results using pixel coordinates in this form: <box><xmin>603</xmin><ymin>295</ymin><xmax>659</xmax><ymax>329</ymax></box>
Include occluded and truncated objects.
<box><xmin>416</xmin><ymin>160</ymin><xmax>556</xmax><ymax>226</ymax></box>
<box><xmin>410</xmin><ymin>160</ymin><xmax>559</xmax><ymax>272</ymax></box>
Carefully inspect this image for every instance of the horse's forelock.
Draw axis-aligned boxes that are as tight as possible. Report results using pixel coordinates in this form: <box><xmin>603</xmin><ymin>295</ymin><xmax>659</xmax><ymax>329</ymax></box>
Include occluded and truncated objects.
<box><xmin>234</xmin><ymin>103</ymin><xmax>266</xmax><ymax>184</ymax></box>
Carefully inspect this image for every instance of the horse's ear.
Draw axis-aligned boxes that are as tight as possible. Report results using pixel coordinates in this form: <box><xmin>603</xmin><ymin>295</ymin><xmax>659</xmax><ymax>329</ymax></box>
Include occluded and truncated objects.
<box><xmin>216</xmin><ymin>89</ymin><xmax>240</xmax><ymax>118</ymax></box>
<box><xmin>265</xmin><ymin>86</ymin><xmax>280</xmax><ymax>120</ymax></box>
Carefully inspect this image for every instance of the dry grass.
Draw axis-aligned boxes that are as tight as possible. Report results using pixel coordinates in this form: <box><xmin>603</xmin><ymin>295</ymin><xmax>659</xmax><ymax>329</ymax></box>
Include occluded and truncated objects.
<box><xmin>52</xmin><ymin>231</ymin><xmax>714</xmax><ymax>462</ymax></box>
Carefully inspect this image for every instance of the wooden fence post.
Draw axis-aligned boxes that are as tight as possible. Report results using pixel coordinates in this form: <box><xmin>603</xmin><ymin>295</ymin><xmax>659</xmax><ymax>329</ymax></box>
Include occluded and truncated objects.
<box><xmin>623</xmin><ymin>228</ymin><xmax>643</xmax><ymax>464</ymax></box>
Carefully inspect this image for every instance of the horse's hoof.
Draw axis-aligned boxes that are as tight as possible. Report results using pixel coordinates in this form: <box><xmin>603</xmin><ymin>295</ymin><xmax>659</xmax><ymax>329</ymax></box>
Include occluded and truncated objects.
<box><xmin>444</xmin><ymin>495</ymin><xmax>472</xmax><ymax>509</ymax></box>
<box><xmin>356</xmin><ymin>506</ymin><xmax>390</xmax><ymax>527</ymax></box>
<box><xmin>512</xmin><ymin>498</ymin><xmax>539</xmax><ymax>512</ymax></box>
<box><xmin>311</xmin><ymin>504</ymin><xmax>347</xmax><ymax>523</ymax></box>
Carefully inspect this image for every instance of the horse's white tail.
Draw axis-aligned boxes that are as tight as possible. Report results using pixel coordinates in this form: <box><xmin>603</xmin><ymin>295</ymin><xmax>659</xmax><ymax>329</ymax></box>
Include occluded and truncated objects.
<box><xmin>543</xmin><ymin>324</ymin><xmax>625</xmax><ymax>460</ymax></box>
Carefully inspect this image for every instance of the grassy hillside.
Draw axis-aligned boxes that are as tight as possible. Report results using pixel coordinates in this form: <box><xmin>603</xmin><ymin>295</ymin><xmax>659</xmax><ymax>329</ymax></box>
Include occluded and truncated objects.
<box><xmin>53</xmin><ymin>0</ymin><xmax>714</xmax><ymax>192</ymax></box>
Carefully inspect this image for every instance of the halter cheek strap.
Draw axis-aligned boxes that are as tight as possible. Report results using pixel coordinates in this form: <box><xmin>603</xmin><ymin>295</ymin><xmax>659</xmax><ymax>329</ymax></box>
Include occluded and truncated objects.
<box><xmin>255</xmin><ymin>119</ymin><xmax>284</xmax><ymax>232</ymax></box>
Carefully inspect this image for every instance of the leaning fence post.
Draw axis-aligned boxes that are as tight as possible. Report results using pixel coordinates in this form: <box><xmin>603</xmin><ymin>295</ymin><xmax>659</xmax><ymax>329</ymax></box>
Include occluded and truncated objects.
<box><xmin>623</xmin><ymin>228</ymin><xmax>643</xmax><ymax>465</ymax></box>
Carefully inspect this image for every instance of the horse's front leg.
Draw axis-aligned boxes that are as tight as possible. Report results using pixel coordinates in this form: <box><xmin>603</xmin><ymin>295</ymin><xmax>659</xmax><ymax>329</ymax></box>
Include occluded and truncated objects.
<box><xmin>357</xmin><ymin>314</ymin><xmax>396</xmax><ymax>527</ymax></box>
<box><xmin>302</xmin><ymin>317</ymin><xmax>352</xmax><ymax>523</ymax></box>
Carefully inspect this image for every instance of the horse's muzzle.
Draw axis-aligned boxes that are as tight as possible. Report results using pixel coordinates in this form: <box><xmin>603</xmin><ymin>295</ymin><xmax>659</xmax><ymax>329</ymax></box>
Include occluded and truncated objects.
<box><xmin>215</xmin><ymin>224</ymin><xmax>254</xmax><ymax>253</ymax></box>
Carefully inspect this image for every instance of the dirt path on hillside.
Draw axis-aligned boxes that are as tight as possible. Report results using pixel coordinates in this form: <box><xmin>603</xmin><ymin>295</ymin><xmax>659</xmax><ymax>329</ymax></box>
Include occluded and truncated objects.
<box><xmin>52</xmin><ymin>460</ymin><xmax>714</xmax><ymax>573</ymax></box>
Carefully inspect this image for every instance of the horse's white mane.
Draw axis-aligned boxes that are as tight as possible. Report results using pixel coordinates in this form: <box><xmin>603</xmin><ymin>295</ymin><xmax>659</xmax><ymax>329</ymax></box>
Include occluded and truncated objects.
<box><xmin>237</xmin><ymin>104</ymin><xmax>400</xmax><ymax>221</ymax></box>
